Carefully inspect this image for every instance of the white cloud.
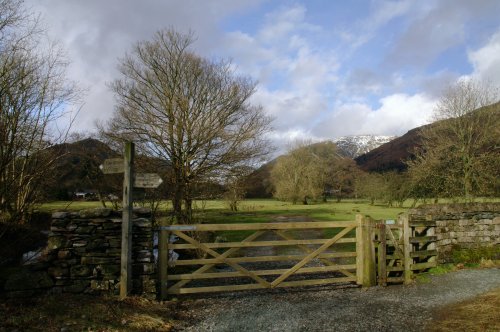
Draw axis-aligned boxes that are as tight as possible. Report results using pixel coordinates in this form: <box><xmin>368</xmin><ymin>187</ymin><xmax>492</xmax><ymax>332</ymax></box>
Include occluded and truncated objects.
<box><xmin>337</xmin><ymin>0</ymin><xmax>414</xmax><ymax>50</ymax></box>
<box><xmin>25</xmin><ymin>0</ymin><xmax>265</xmax><ymax>131</ymax></box>
<box><xmin>467</xmin><ymin>30</ymin><xmax>500</xmax><ymax>87</ymax></box>
<box><xmin>221</xmin><ymin>4</ymin><xmax>339</xmax><ymax>144</ymax></box>
<box><xmin>385</xmin><ymin>0</ymin><xmax>500</xmax><ymax>69</ymax></box>
<box><xmin>315</xmin><ymin>93</ymin><xmax>437</xmax><ymax>138</ymax></box>
<box><xmin>258</xmin><ymin>4</ymin><xmax>320</xmax><ymax>44</ymax></box>
<box><xmin>251</xmin><ymin>88</ymin><xmax>328</xmax><ymax>131</ymax></box>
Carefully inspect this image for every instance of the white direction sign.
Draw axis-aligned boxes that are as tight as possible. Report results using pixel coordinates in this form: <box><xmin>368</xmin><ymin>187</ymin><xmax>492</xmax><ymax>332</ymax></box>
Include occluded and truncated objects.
<box><xmin>134</xmin><ymin>173</ymin><xmax>163</xmax><ymax>188</ymax></box>
<box><xmin>99</xmin><ymin>158</ymin><xmax>124</xmax><ymax>174</ymax></box>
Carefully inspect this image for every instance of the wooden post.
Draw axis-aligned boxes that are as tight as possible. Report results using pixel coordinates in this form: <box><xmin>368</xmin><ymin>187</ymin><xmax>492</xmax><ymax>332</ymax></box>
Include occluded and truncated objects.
<box><xmin>159</xmin><ymin>223</ymin><xmax>169</xmax><ymax>300</ymax></box>
<box><xmin>427</xmin><ymin>222</ymin><xmax>436</xmax><ymax>264</ymax></box>
<box><xmin>356</xmin><ymin>215</ymin><xmax>376</xmax><ymax>287</ymax></box>
<box><xmin>356</xmin><ymin>215</ymin><xmax>363</xmax><ymax>285</ymax></box>
<box><xmin>402</xmin><ymin>214</ymin><xmax>412</xmax><ymax>284</ymax></box>
<box><xmin>377</xmin><ymin>223</ymin><xmax>387</xmax><ymax>286</ymax></box>
<box><xmin>120</xmin><ymin>141</ymin><xmax>135</xmax><ymax>299</ymax></box>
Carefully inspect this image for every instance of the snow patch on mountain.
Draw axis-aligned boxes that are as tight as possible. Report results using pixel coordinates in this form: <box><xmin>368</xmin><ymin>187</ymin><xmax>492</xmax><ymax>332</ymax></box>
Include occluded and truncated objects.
<box><xmin>333</xmin><ymin>135</ymin><xmax>396</xmax><ymax>158</ymax></box>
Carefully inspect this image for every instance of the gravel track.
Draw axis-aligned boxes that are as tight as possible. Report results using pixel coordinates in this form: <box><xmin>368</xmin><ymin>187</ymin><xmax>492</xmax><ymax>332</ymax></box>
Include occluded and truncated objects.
<box><xmin>172</xmin><ymin>268</ymin><xmax>500</xmax><ymax>332</ymax></box>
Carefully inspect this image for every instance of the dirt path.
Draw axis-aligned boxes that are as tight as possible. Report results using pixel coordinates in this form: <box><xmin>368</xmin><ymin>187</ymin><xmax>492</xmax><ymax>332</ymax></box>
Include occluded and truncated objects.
<box><xmin>171</xmin><ymin>268</ymin><xmax>500</xmax><ymax>331</ymax></box>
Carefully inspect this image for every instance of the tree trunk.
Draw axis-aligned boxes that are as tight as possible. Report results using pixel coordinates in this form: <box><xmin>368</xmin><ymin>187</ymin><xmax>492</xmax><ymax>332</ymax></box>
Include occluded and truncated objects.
<box><xmin>172</xmin><ymin>178</ymin><xmax>184</xmax><ymax>224</ymax></box>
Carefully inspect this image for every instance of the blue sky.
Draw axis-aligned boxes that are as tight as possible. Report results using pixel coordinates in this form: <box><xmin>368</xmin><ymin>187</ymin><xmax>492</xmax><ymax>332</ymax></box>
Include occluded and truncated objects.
<box><xmin>27</xmin><ymin>0</ymin><xmax>500</xmax><ymax>149</ymax></box>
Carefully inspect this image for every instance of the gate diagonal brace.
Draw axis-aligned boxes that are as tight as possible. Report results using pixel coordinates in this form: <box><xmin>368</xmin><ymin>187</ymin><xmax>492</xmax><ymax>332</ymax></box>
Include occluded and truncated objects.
<box><xmin>274</xmin><ymin>230</ymin><xmax>355</xmax><ymax>279</ymax></box>
<box><xmin>386</xmin><ymin>227</ymin><xmax>404</xmax><ymax>268</ymax></box>
<box><xmin>168</xmin><ymin>230</ymin><xmax>266</xmax><ymax>292</ymax></box>
<box><xmin>172</xmin><ymin>230</ymin><xmax>271</xmax><ymax>288</ymax></box>
<box><xmin>271</xmin><ymin>226</ymin><xmax>355</xmax><ymax>288</ymax></box>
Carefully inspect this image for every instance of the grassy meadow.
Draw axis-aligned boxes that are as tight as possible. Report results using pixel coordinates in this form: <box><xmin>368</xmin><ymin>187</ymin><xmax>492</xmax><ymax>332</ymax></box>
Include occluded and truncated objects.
<box><xmin>40</xmin><ymin>198</ymin><xmax>409</xmax><ymax>223</ymax></box>
<box><xmin>40</xmin><ymin>198</ymin><xmax>408</xmax><ymax>243</ymax></box>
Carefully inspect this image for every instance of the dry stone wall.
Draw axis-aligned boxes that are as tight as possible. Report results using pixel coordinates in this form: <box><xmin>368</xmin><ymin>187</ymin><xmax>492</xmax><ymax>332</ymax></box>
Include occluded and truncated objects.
<box><xmin>3</xmin><ymin>208</ymin><xmax>156</xmax><ymax>298</ymax></box>
<box><xmin>408</xmin><ymin>203</ymin><xmax>500</xmax><ymax>262</ymax></box>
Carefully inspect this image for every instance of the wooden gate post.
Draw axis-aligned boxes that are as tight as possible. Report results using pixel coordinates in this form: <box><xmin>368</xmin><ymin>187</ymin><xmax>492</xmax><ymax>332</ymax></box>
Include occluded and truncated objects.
<box><xmin>377</xmin><ymin>223</ymin><xmax>387</xmax><ymax>286</ymax></box>
<box><xmin>158</xmin><ymin>222</ymin><xmax>170</xmax><ymax>300</ymax></box>
<box><xmin>356</xmin><ymin>215</ymin><xmax>376</xmax><ymax>287</ymax></box>
<box><xmin>120</xmin><ymin>141</ymin><xmax>134</xmax><ymax>299</ymax></box>
<box><xmin>402</xmin><ymin>214</ymin><xmax>413</xmax><ymax>284</ymax></box>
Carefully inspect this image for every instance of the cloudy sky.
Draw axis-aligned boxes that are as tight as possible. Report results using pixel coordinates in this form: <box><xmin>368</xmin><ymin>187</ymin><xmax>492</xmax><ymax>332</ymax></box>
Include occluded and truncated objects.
<box><xmin>26</xmin><ymin>0</ymin><xmax>500</xmax><ymax>147</ymax></box>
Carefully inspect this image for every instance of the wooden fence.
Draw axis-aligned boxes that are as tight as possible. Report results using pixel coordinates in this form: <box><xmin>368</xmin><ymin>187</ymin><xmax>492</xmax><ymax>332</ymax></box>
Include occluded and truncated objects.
<box><xmin>156</xmin><ymin>214</ymin><xmax>436</xmax><ymax>298</ymax></box>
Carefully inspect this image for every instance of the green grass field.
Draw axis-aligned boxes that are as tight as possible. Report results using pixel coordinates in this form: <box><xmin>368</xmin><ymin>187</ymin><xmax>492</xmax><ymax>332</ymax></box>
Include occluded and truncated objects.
<box><xmin>40</xmin><ymin>198</ymin><xmax>408</xmax><ymax>223</ymax></box>
<box><xmin>41</xmin><ymin>198</ymin><xmax>409</xmax><ymax>244</ymax></box>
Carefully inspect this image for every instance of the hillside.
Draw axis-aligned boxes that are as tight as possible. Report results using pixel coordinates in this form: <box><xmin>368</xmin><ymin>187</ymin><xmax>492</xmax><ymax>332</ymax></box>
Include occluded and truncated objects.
<box><xmin>333</xmin><ymin>135</ymin><xmax>396</xmax><ymax>158</ymax></box>
<box><xmin>355</xmin><ymin>101</ymin><xmax>500</xmax><ymax>172</ymax></box>
<box><xmin>354</xmin><ymin>127</ymin><xmax>423</xmax><ymax>172</ymax></box>
<box><xmin>46</xmin><ymin>138</ymin><xmax>120</xmax><ymax>199</ymax></box>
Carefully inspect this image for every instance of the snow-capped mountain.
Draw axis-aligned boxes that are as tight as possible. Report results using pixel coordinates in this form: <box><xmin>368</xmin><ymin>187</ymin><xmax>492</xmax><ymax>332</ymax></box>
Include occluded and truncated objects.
<box><xmin>333</xmin><ymin>135</ymin><xmax>396</xmax><ymax>158</ymax></box>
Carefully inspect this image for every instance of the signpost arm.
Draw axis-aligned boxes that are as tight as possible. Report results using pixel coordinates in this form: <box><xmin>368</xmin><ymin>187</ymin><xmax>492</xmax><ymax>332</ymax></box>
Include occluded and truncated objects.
<box><xmin>120</xmin><ymin>141</ymin><xmax>135</xmax><ymax>299</ymax></box>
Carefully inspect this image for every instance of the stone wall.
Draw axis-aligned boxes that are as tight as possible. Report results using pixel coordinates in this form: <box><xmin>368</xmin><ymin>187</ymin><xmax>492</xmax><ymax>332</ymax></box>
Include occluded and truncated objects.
<box><xmin>408</xmin><ymin>203</ymin><xmax>500</xmax><ymax>262</ymax></box>
<box><xmin>3</xmin><ymin>208</ymin><xmax>156</xmax><ymax>298</ymax></box>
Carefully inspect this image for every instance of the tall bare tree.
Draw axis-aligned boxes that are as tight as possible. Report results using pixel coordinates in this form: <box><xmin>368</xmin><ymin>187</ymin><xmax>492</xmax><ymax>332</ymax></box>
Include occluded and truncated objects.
<box><xmin>0</xmin><ymin>0</ymin><xmax>79</xmax><ymax>223</ymax></box>
<box><xmin>271</xmin><ymin>141</ymin><xmax>341</xmax><ymax>204</ymax></box>
<box><xmin>104</xmin><ymin>29</ymin><xmax>272</xmax><ymax>224</ymax></box>
<box><xmin>355</xmin><ymin>172</ymin><xmax>386</xmax><ymax>205</ymax></box>
<box><xmin>407</xmin><ymin>79</ymin><xmax>500</xmax><ymax>201</ymax></box>
<box><xmin>328</xmin><ymin>158</ymin><xmax>360</xmax><ymax>202</ymax></box>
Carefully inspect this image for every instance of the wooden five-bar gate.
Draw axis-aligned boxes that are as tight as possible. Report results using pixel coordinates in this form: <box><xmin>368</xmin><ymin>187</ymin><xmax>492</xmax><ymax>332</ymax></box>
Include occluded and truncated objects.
<box><xmin>156</xmin><ymin>214</ymin><xmax>437</xmax><ymax>298</ymax></box>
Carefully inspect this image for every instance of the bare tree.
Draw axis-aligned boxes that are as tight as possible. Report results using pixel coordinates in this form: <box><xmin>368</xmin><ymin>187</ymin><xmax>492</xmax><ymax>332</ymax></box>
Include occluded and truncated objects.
<box><xmin>407</xmin><ymin>79</ymin><xmax>500</xmax><ymax>201</ymax></box>
<box><xmin>328</xmin><ymin>158</ymin><xmax>360</xmax><ymax>202</ymax></box>
<box><xmin>0</xmin><ymin>0</ymin><xmax>79</xmax><ymax>223</ymax></box>
<box><xmin>103</xmin><ymin>29</ymin><xmax>272</xmax><ymax>224</ymax></box>
<box><xmin>224</xmin><ymin>165</ymin><xmax>253</xmax><ymax>212</ymax></box>
<box><xmin>355</xmin><ymin>172</ymin><xmax>386</xmax><ymax>205</ymax></box>
<box><xmin>271</xmin><ymin>141</ymin><xmax>340</xmax><ymax>204</ymax></box>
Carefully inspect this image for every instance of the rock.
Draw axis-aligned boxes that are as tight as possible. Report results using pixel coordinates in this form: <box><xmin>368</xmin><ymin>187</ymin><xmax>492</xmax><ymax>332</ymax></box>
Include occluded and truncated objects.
<box><xmin>70</xmin><ymin>265</ymin><xmax>92</xmax><ymax>277</ymax></box>
<box><xmin>57</xmin><ymin>250</ymin><xmax>72</xmax><ymax>260</ymax></box>
<box><xmin>52</xmin><ymin>212</ymin><xmax>70</xmax><ymax>219</ymax></box>
<box><xmin>76</xmin><ymin>225</ymin><xmax>96</xmax><ymax>234</ymax></box>
<box><xmin>81</xmin><ymin>256</ymin><xmax>117</xmax><ymax>265</ymax></box>
<box><xmin>87</xmin><ymin>238</ymin><xmax>108</xmax><ymax>250</ymax></box>
<box><xmin>79</xmin><ymin>208</ymin><xmax>112</xmax><ymax>219</ymax></box>
<box><xmin>64</xmin><ymin>280</ymin><xmax>90</xmax><ymax>293</ymax></box>
<box><xmin>133</xmin><ymin>207</ymin><xmax>152</xmax><ymax>217</ymax></box>
<box><xmin>102</xmin><ymin>222</ymin><xmax>121</xmax><ymax>230</ymax></box>
<box><xmin>5</xmin><ymin>269</ymin><xmax>53</xmax><ymax>291</ymax></box>
<box><xmin>72</xmin><ymin>240</ymin><xmax>88</xmax><ymax>248</ymax></box>
<box><xmin>101</xmin><ymin>264</ymin><xmax>120</xmax><ymax>277</ymax></box>
<box><xmin>134</xmin><ymin>218</ymin><xmax>152</xmax><ymax>227</ymax></box>
<box><xmin>48</xmin><ymin>267</ymin><xmax>69</xmax><ymax>278</ymax></box>
<box><xmin>91</xmin><ymin>280</ymin><xmax>111</xmax><ymax>291</ymax></box>
<box><xmin>47</xmin><ymin>236</ymin><xmax>68</xmax><ymax>251</ymax></box>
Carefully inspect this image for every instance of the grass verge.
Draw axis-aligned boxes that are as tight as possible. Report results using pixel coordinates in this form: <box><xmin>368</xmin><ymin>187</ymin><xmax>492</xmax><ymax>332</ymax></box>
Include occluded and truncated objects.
<box><xmin>426</xmin><ymin>288</ymin><xmax>500</xmax><ymax>332</ymax></box>
<box><xmin>0</xmin><ymin>293</ymin><xmax>175</xmax><ymax>331</ymax></box>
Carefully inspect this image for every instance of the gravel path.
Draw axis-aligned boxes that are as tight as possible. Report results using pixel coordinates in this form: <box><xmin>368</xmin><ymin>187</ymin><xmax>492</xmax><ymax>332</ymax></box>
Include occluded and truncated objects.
<box><xmin>172</xmin><ymin>268</ymin><xmax>500</xmax><ymax>332</ymax></box>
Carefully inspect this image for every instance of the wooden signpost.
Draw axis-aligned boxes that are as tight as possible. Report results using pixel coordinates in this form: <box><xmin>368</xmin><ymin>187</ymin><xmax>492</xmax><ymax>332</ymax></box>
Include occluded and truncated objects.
<box><xmin>100</xmin><ymin>142</ymin><xmax>163</xmax><ymax>299</ymax></box>
<box><xmin>99</xmin><ymin>158</ymin><xmax>124</xmax><ymax>174</ymax></box>
<box><xmin>134</xmin><ymin>173</ymin><xmax>163</xmax><ymax>188</ymax></box>
<box><xmin>120</xmin><ymin>142</ymin><xmax>134</xmax><ymax>299</ymax></box>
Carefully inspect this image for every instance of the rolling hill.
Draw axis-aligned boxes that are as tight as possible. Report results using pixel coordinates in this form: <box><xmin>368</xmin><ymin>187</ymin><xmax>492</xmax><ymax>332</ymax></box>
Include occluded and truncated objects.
<box><xmin>354</xmin><ymin>127</ymin><xmax>423</xmax><ymax>172</ymax></box>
